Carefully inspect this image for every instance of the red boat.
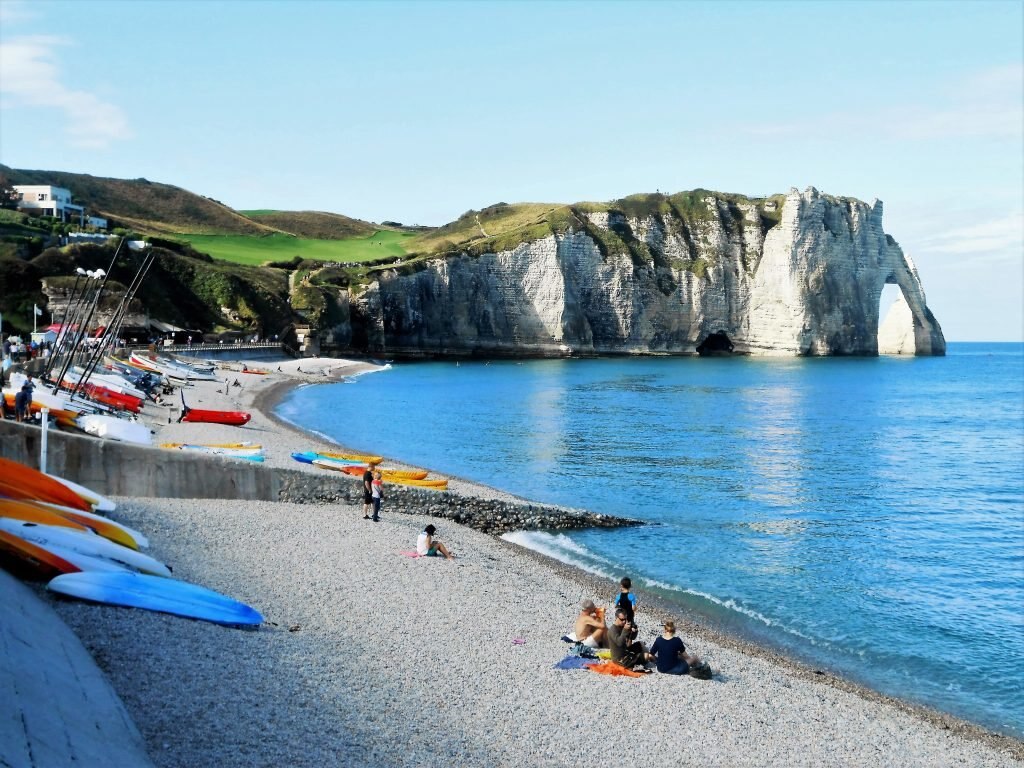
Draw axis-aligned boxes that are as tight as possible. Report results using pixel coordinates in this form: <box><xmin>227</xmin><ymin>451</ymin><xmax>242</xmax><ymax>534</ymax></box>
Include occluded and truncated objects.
<box><xmin>179</xmin><ymin>406</ymin><xmax>251</xmax><ymax>426</ymax></box>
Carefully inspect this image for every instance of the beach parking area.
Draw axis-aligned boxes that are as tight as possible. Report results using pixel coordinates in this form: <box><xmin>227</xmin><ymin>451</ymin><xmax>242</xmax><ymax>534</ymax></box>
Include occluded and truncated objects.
<box><xmin>28</xmin><ymin>358</ymin><xmax>1024</xmax><ymax>767</ymax></box>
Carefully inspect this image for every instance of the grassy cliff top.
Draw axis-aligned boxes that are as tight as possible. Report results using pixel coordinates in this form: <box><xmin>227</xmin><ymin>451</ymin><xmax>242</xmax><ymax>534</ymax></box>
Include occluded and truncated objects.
<box><xmin>239</xmin><ymin>210</ymin><xmax>379</xmax><ymax>240</ymax></box>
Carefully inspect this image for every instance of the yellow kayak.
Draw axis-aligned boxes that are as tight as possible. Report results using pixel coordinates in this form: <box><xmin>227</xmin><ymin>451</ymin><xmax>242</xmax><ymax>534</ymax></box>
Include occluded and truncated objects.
<box><xmin>389</xmin><ymin>478</ymin><xmax>449</xmax><ymax>490</ymax></box>
<box><xmin>319</xmin><ymin>451</ymin><xmax>385</xmax><ymax>464</ymax></box>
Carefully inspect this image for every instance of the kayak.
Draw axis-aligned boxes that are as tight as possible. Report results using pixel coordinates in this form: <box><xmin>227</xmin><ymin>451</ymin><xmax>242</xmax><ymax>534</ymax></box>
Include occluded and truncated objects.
<box><xmin>163</xmin><ymin>445</ymin><xmax>265</xmax><ymax>462</ymax></box>
<box><xmin>32</xmin><ymin>501</ymin><xmax>149</xmax><ymax>550</ymax></box>
<box><xmin>338</xmin><ymin>465</ymin><xmax>430</xmax><ymax>481</ymax></box>
<box><xmin>179</xmin><ymin>407</ymin><xmax>251</xmax><ymax>426</ymax></box>
<box><xmin>0</xmin><ymin>498</ymin><xmax>94</xmax><ymax>533</ymax></box>
<box><xmin>291</xmin><ymin>451</ymin><xmax>361</xmax><ymax>465</ymax></box>
<box><xmin>162</xmin><ymin>442</ymin><xmax>262</xmax><ymax>450</ymax></box>
<box><xmin>45</xmin><ymin>474</ymin><xmax>116</xmax><ymax>513</ymax></box>
<box><xmin>389</xmin><ymin>477</ymin><xmax>449</xmax><ymax>490</ymax></box>
<box><xmin>0</xmin><ymin>457</ymin><xmax>93</xmax><ymax>511</ymax></box>
<box><xmin>0</xmin><ymin>519</ymin><xmax>171</xmax><ymax>577</ymax></box>
<box><xmin>48</xmin><ymin>572</ymin><xmax>264</xmax><ymax>628</ymax></box>
<box><xmin>318</xmin><ymin>451</ymin><xmax>385</xmax><ymax>464</ymax></box>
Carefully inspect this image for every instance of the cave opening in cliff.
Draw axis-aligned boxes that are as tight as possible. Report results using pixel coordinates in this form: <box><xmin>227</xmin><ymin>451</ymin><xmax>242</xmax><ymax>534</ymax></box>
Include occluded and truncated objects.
<box><xmin>697</xmin><ymin>331</ymin><xmax>734</xmax><ymax>356</ymax></box>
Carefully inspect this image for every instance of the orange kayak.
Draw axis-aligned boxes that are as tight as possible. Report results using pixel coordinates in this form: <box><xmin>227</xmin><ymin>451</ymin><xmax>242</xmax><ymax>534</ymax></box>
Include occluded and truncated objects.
<box><xmin>339</xmin><ymin>465</ymin><xmax>429</xmax><ymax>481</ymax></box>
<box><xmin>0</xmin><ymin>457</ymin><xmax>92</xmax><ymax>511</ymax></box>
<box><xmin>0</xmin><ymin>529</ymin><xmax>81</xmax><ymax>578</ymax></box>
<box><xmin>0</xmin><ymin>498</ymin><xmax>93</xmax><ymax>532</ymax></box>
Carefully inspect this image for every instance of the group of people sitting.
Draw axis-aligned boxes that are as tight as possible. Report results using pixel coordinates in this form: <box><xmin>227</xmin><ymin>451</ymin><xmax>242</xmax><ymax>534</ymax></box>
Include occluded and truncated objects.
<box><xmin>572</xmin><ymin>577</ymin><xmax>705</xmax><ymax>676</ymax></box>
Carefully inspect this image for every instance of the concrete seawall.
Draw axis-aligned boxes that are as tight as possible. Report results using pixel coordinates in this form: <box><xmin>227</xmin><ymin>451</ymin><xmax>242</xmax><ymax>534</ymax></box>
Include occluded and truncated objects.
<box><xmin>0</xmin><ymin>420</ymin><xmax>634</xmax><ymax>534</ymax></box>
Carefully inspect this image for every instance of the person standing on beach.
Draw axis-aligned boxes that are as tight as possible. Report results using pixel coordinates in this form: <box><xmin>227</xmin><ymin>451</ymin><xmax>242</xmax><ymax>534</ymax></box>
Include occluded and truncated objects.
<box><xmin>370</xmin><ymin>469</ymin><xmax>384</xmax><ymax>522</ymax></box>
<box><xmin>615</xmin><ymin>576</ymin><xmax>638</xmax><ymax>625</ymax></box>
<box><xmin>362</xmin><ymin>463</ymin><xmax>376</xmax><ymax>520</ymax></box>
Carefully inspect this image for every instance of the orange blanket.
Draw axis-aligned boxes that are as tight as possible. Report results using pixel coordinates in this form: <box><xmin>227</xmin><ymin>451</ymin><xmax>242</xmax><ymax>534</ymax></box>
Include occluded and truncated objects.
<box><xmin>585</xmin><ymin>661</ymin><xmax>645</xmax><ymax>678</ymax></box>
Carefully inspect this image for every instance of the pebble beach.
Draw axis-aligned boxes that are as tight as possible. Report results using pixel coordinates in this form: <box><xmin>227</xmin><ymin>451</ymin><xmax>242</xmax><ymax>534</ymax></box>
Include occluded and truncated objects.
<box><xmin>41</xmin><ymin>357</ymin><xmax>1024</xmax><ymax>767</ymax></box>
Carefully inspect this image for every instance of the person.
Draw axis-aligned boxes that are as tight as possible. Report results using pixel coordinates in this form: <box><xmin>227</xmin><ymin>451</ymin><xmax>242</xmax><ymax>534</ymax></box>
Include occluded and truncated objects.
<box><xmin>608</xmin><ymin>608</ymin><xmax>649</xmax><ymax>670</ymax></box>
<box><xmin>648</xmin><ymin>620</ymin><xmax>705</xmax><ymax>675</ymax></box>
<box><xmin>614</xmin><ymin>576</ymin><xmax>638</xmax><ymax>624</ymax></box>
<box><xmin>370</xmin><ymin>469</ymin><xmax>384</xmax><ymax>522</ymax></box>
<box><xmin>14</xmin><ymin>383</ymin><xmax>31</xmax><ymax>423</ymax></box>
<box><xmin>362</xmin><ymin>463</ymin><xmax>376</xmax><ymax>520</ymax></box>
<box><xmin>572</xmin><ymin>600</ymin><xmax>607</xmax><ymax>648</ymax></box>
<box><xmin>416</xmin><ymin>524</ymin><xmax>454</xmax><ymax>560</ymax></box>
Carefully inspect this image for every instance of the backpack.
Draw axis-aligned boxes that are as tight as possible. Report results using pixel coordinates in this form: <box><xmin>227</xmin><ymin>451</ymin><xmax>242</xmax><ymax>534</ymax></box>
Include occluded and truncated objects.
<box><xmin>688</xmin><ymin>661</ymin><xmax>713</xmax><ymax>680</ymax></box>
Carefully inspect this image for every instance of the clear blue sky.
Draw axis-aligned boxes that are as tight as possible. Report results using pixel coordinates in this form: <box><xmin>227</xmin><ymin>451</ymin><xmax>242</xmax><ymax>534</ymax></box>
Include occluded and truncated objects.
<box><xmin>1</xmin><ymin>0</ymin><xmax>1021</xmax><ymax>341</ymax></box>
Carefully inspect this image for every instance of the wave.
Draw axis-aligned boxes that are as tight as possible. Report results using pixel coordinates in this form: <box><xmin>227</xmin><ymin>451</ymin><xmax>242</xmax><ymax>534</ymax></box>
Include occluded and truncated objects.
<box><xmin>505</xmin><ymin>532</ymin><xmax>825</xmax><ymax>648</ymax></box>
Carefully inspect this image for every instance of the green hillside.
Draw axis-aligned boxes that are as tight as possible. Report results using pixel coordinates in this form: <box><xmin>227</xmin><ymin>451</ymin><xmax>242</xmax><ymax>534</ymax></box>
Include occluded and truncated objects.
<box><xmin>1</xmin><ymin>165</ymin><xmax>273</xmax><ymax>236</ymax></box>
<box><xmin>178</xmin><ymin>230</ymin><xmax>415</xmax><ymax>266</ymax></box>
<box><xmin>240</xmin><ymin>210</ymin><xmax>378</xmax><ymax>240</ymax></box>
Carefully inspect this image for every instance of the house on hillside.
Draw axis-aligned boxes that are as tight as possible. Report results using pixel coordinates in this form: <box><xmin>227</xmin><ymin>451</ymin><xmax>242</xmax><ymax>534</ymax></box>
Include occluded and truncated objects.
<box><xmin>12</xmin><ymin>185</ymin><xmax>107</xmax><ymax>229</ymax></box>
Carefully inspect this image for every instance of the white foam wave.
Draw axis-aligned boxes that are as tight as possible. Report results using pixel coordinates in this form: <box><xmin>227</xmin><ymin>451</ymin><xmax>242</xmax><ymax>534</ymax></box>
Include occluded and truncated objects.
<box><xmin>502</xmin><ymin>531</ymin><xmax>620</xmax><ymax>580</ymax></box>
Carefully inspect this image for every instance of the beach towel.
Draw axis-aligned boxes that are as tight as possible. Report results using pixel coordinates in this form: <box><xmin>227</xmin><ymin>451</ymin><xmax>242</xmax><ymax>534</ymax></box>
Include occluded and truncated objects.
<box><xmin>553</xmin><ymin>656</ymin><xmax>593</xmax><ymax>670</ymax></box>
<box><xmin>584</xmin><ymin>661</ymin><xmax>646</xmax><ymax>678</ymax></box>
<box><xmin>399</xmin><ymin>551</ymin><xmax>423</xmax><ymax>558</ymax></box>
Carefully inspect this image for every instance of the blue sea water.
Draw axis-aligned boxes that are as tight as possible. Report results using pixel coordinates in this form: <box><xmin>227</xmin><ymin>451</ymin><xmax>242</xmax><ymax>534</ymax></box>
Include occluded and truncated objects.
<box><xmin>277</xmin><ymin>342</ymin><xmax>1024</xmax><ymax>738</ymax></box>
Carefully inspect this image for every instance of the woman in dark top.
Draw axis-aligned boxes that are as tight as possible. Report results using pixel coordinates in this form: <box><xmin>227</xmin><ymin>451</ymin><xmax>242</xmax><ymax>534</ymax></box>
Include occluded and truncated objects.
<box><xmin>649</xmin><ymin>620</ymin><xmax>698</xmax><ymax>675</ymax></box>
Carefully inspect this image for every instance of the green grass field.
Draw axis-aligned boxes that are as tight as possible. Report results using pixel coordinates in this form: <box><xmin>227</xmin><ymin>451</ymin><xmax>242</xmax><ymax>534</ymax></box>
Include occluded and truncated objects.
<box><xmin>177</xmin><ymin>230</ymin><xmax>414</xmax><ymax>266</ymax></box>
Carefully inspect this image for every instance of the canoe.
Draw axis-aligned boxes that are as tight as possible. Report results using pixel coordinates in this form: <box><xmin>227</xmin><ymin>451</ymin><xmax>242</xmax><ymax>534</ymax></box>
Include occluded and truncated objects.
<box><xmin>338</xmin><ymin>465</ymin><xmax>430</xmax><ymax>481</ymax></box>
<box><xmin>0</xmin><ymin>519</ymin><xmax>171</xmax><ymax>577</ymax></box>
<box><xmin>318</xmin><ymin>451</ymin><xmax>385</xmax><ymax>464</ymax></box>
<box><xmin>0</xmin><ymin>457</ymin><xmax>93</xmax><ymax>511</ymax></box>
<box><xmin>32</xmin><ymin>501</ymin><xmax>148</xmax><ymax>550</ymax></box>
<box><xmin>48</xmin><ymin>572</ymin><xmax>264</xmax><ymax>628</ymax></box>
<box><xmin>180</xmin><ymin>407</ymin><xmax>251</xmax><ymax>426</ymax></box>
<box><xmin>46</xmin><ymin>474</ymin><xmax>116</xmax><ymax>513</ymax></box>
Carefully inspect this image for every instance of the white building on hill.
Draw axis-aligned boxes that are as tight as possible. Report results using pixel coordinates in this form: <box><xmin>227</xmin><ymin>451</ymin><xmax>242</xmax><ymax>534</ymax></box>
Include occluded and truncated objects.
<box><xmin>12</xmin><ymin>184</ymin><xmax>107</xmax><ymax>229</ymax></box>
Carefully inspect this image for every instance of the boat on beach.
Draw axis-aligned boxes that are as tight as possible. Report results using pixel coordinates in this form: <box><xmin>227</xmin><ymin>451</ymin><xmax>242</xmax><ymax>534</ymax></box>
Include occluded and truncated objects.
<box><xmin>337</xmin><ymin>465</ymin><xmax>430</xmax><ymax>481</ymax></box>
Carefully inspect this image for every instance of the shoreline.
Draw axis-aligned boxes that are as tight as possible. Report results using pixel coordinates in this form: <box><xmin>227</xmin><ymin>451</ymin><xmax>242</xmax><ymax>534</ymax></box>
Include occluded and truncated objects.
<box><xmin>43</xmin><ymin>356</ymin><xmax>1023</xmax><ymax>765</ymax></box>
<box><xmin>247</xmin><ymin>361</ymin><xmax>1023</xmax><ymax>756</ymax></box>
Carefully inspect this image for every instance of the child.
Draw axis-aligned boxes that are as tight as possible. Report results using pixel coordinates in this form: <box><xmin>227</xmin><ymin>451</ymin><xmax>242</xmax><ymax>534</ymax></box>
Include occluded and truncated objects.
<box><xmin>615</xmin><ymin>576</ymin><xmax>638</xmax><ymax>624</ymax></box>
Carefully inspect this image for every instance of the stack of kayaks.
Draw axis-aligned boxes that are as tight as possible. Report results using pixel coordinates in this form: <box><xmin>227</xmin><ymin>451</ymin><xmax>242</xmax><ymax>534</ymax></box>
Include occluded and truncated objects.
<box><xmin>294</xmin><ymin>450</ymin><xmax>449</xmax><ymax>490</ymax></box>
<box><xmin>0</xmin><ymin>457</ymin><xmax>262</xmax><ymax>628</ymax></box>
<box><xmin>160</xmin><ymin>442</ymin><xmax>265</xmax><ymax>462</ymax></box>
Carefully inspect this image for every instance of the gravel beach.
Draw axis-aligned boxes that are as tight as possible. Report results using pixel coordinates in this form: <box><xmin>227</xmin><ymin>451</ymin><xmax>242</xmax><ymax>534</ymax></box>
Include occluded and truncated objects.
<box><xmin>43</xmin><ymin>357</ymin><xmax>1024</xmax><ymax>767</ymax></box>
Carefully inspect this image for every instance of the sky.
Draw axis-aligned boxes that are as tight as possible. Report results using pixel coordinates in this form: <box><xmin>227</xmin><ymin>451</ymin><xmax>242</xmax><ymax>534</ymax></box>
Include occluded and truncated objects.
<box><xmin>0</xmin><ymin>0</ymin><xmax>1021</xmax><ymax>341</ymax></box>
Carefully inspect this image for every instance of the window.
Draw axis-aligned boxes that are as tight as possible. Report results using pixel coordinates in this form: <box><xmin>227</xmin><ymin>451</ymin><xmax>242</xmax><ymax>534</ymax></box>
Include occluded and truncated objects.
<box><xmin>37</xmin><ymin>193</ymin><xmax>47</xmax><ymax>201</ymax></box>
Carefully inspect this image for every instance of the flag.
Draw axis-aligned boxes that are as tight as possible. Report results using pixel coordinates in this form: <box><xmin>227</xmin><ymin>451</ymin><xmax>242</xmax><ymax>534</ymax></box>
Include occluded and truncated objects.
<box><xmin>34</xmin><ymin>305</ymin><xmax>42</xmax><ymax>316</ymax></box>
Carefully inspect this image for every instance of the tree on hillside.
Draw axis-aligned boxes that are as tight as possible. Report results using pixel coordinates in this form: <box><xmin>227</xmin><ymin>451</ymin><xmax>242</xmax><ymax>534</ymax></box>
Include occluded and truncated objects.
<box><xmin>0</xmin><ymin>172</ymin><xmax>19</xmax><ymax>210</ymax></box>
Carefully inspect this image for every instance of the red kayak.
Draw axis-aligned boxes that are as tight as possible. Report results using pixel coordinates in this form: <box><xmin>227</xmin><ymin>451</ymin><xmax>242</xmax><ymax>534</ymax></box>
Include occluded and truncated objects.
<box><xmin>178</xmin><ymin>391</ymin><xmax>251</xmax><ymax>426</ymax></box>
<box><xmin>179</xmin><ymin>407</ymin><xmax>251</xmax><ymax>426</ymax></box>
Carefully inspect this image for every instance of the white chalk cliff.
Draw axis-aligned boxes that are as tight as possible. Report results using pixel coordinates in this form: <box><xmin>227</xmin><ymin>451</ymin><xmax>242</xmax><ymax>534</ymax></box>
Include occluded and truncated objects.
<box><xmin>338</xmin><ymin>187</ymin><xmax>945</xmax><ymax>357</ymax></box>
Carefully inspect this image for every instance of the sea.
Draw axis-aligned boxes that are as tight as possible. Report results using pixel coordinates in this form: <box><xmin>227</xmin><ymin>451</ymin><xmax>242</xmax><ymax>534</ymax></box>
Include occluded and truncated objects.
<box><xmin>276</xmin><ymin>342</ymin><xmax>1024</xmax><ymax>739</ymax></box>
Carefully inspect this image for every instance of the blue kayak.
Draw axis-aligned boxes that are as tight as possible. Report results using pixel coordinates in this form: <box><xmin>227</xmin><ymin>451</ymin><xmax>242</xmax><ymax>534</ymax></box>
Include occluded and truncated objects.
<box><xmin>48</xmin><ymin>572</ymin><xmax>264</xmax><ymax>628</ymax></box>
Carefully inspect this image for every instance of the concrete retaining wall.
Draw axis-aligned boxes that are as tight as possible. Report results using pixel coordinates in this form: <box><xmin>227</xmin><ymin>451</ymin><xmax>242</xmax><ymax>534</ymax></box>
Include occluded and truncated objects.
<box><xmin>0</xmin><ymin>420</ymin><xmax>636</xmax><ymax>534</ymax></box>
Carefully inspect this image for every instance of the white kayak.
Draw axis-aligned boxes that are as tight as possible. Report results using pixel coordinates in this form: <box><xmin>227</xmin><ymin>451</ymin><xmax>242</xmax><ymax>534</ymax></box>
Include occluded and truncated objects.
<box><xmin>75</xmin><ymin>413</ymin><xmax>153</xmax><ymax>445</ymax></box>
<box><xmin>0</xmin><ymin>519</ymin><xmax>171</xmax><ymax>577</ymax></box>
<box><xmin>46</xmin><ymin>473</ymin><xmax>116</xmax><ymax>513</ymax></box>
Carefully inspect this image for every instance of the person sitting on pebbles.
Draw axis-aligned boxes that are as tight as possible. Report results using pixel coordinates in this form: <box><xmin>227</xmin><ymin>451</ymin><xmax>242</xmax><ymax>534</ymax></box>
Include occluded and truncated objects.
<box><xmin>572</xmin><ymin>600</ymin><xmax>607</xmax><ymax>648</ymax></box>
<box><xmin>649</xmin><ymin>620</ymin><xmax>704</xmax><ymax>675</ymax></box>
<box><xmin>416</xmin><ymin>524</ymin><xmax>455</xmax><ymax>560</ymax></box>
